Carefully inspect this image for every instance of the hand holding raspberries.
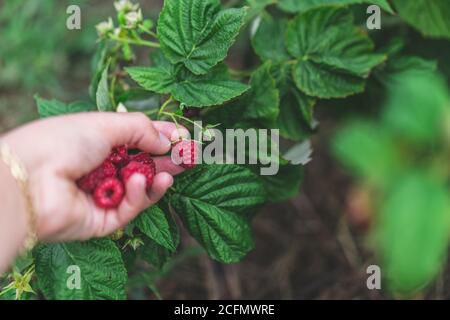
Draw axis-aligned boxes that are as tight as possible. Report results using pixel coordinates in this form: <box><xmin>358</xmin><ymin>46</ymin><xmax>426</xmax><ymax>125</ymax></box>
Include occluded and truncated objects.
<box><xmin>78</xmin><ymin>140</ymin><xmax>198</xmax><ymax>209</ymax></box>
<box><xmin>77</xmin><ymin>146</ymin><xmax>156</xmax><ymax>209</ymax></box>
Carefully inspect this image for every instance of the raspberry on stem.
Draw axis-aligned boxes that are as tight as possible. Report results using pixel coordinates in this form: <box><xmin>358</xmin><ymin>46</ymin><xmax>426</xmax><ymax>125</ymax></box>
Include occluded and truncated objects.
<box><xmin>94</xmin><ymin>177</ymin><xmax>125</xmax><ymax>209</ymax></box>
<box><xmin>172</xmin><ymin>140</ymin><xmax>199</xmax><ymax>169</ymax></box>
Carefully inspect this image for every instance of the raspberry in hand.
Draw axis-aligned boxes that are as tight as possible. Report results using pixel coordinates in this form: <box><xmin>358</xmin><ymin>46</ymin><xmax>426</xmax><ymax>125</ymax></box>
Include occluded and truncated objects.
<box><xmin>120</xmin><ymin>159</ymin><xmax>156</xmax><ymax>189</ymax></box>
<box><xmin>94</xmin><ymin>177</ymin><xmax>125</xmax><ymax>209</ymax></box>
<box><xmin>77</xmin><ymin>160</ymin><xmax>117</xmax><ymax>193</ymax></box>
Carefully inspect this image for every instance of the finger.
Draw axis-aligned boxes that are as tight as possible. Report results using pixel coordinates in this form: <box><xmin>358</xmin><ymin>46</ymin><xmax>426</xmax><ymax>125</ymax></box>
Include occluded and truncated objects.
<box><xmin>100</xmin><ymin>174</ymin><xmax>151</xmax><ymax>236</ymax></box>
<box><xmin>153</xmin><ymin>156</ymin><xmax>185</xmax><ymax>176</ymax></box>
<box><xmin>95</xmin><ymin>113</ymin><xmax>172</xmax><ymax>155</ymax></box>
<box><xmin>148</xmin><ymin>172</ymin><xmax>173</xmax><ymax>205</ymax></box>
<box><xmin>152</xmin><ymin>121</ymin><xmax>191</xmax><ymax>143</ymax></box>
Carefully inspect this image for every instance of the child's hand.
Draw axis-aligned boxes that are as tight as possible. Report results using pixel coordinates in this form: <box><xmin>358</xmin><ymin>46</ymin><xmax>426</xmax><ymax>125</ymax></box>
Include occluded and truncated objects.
<box><xmin>2</xmin><ymin>112</ymin><xmax>188</xmax><ymax>242</ymax></box>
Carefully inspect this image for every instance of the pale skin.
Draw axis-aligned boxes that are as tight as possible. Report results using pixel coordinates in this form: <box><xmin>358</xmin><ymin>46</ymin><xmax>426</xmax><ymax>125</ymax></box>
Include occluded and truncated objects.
<box><xmin>0</xmin><ymin>112</ymin><xmax>189</xmax><ymax>273</ymax></box>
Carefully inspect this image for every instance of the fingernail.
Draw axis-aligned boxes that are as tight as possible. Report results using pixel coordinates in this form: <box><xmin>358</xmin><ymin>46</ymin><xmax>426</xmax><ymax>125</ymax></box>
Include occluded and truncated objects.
<box><xmin>170</xmin><ymin>128</ymin><xmax>190</xmax><ymax>142</ymax></box>
<box><xmin>159</xmin><ymin>132</ymin><xmax>171</xmax><ymax>148</ymax></box>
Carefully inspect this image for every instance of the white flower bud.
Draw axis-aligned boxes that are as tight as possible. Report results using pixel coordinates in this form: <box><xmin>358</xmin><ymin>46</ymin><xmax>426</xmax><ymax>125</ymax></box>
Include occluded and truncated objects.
<box><xmin>96</xmin><ymin>18</ymin><xmax>114</xmax><ymax>37</ymax></box>
<box><xmin>116</xmin><ymin>103</ymin><xmax>128</xmax><ymax>113</ymax></box>
<box><xmin>125</xmin><ymin>9</ymin><xmax>143</xmax><ymax>28</ymax></box>
<box><xmin>114</xmin><ymin>0</ymin><xmax>139</xmax><ymax>13</ymax></box>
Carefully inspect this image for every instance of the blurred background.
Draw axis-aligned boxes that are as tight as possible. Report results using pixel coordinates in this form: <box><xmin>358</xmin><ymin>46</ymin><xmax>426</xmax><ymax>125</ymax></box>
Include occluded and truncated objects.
<box><xmin>1</xmin><ymin>0</ymin><xmax>450</xmax><ymax>299</ymax></box>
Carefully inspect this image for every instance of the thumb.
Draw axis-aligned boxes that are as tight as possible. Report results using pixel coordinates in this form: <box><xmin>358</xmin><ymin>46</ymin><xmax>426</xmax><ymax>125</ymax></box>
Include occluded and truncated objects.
<box><xmin>96</xmin><ymin>112</ymin><xmax>172</xmax><ymax>155</ymax></box>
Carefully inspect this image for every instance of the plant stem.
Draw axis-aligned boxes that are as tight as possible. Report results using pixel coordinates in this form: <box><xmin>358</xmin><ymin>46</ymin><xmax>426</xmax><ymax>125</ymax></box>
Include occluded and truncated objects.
<box><xmin>162</xmin><ymin>111</ymin><xmax>204</xmax><ymax>132</ymax></box>
<box><xmin>138</xmin><ymin>25</ymin><xmax>158</xmax><ymax>39</ymax></box>
<box><xmin>161</xmin><ymin>111</ymin><xmax>180</xmax><ymax>128</ymax></box>
<box><xmin>110</xmin><ymin>35</ymin><xmax>160</xmax><ymax>48</ymax></box>
<box><xmin>109</xmin><ymin>71</ymin><xmax>117</xmax><ymax>109</ymax></box>
<box><xmin>229</xmin><ymin>68</ymin><xmax>253</xmax><ymax>78</ymax></box>
<box><xmin>143</xmin><ymin>109</ymin><xmax>159</xmax><ymax>117</ymax></box>
<box><xmin>158</xmin><ymin>96</ymin><xmax>174</xmax><ymax>116</ymax></box>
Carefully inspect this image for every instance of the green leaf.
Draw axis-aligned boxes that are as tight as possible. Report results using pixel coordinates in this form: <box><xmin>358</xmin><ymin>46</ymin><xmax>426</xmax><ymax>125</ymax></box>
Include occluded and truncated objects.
<box><xmin>271</xmin><ymin>63</ymin><xmax>317</xmax><ymax>140</ymax></box>
<box><xmin>252</xmin><ymin>12</ymin><xmax>290</xmax><ymax>62</ymax></box>
<box><xmin>35</xmin><ymin>96</ymin><xmax>95</xmax><ymax>118</ymax></box>
<box><xmin>377</xmin><ymin>174</ymin><xmax>450</xmax><ymax>293</ymax></box>
<box><xmin>96</xmin><ymin>63</ymin><xmax>113</xmax><ymax>111</ymax></box>
<box><xmin>89</xmin><ymin>41</ymin><xmax>108</xmax><ymax>100</ymax></box>
<box><xmin>278</xmin><ymin>0</ymin><xmax>393</xmax><ymax>13</ymax></box>
<box><xmin>133</xmin><ymin>205</ymin><xmax>179</xmax><ymax>253</ymax></box>
<box><xmin>125</xmin><ymin>66</ymin><xmax>175</xmax><ymax>96</ymax></box>
<box><xmin>34</xmin><ymin>239</ymin><xmax>127</xmax><ymax>300</ymax></box>
<box><xmin>376</xmin><ymin>56</ymin><xmax>437</xmax><ymax>86</ymax></box>
<box><xmin>157</xmin><ymin>0</ymin><xmax>247</xmax><ymax>75</ymax></box>
<box><xmin>277</xmin><ymin>87</ymin><xmax>317</xmax><ymax>140</ymax></box>
<box><xmin>382</xmin><ymin>71</ymin><xmax>450</xmax><ymax>144</ymax></box>
<box><xmin>240</xmin><ymin>62</ymin><xmax>279</xmax><ymax>126</ymax></box>
<box><xmin>332</xmin><ymin>121</ymin><xmax>401</xmax><ymax>186</ymax></box>
<box><xmin>172</xmin><ymin>66</ymin><xmax>250</xmax><ymax>107</ymax></box>
<box><xmin>127</xmin><ymin>63</ymin><xmax>249</xmax><ymax>107</ymax></box>
<box><xmin>256</xmin><ymin>163</ymin><xmax>304</xmax><ymax>202</ymax></box>
<box><xmin>392</xmin><ymin>0</ymin><xmax>450</xmax><ymax>39</ymax></box>
<box><xmin>139</xmin><ymin>237</ymin><xmax>172</xmax><ymax>270</ymax></box>
<box><xmin>170</xmin><ymin>165</ymin><xmax>266</xmax><ymax>263</ymax></box>
<box><xmin>245</xmin><ymin>0</ymin><xmax>276</xmax><ymax>21</ymax></box>
<box><xmin>286</xmin><ymin>7</ymin><xmax>386</xmax><ymax>98</ymax></box>
<box><xmin>205</xmin><ymin>62</ymin><xmax>279</xmax><ymax>127</ymax></box>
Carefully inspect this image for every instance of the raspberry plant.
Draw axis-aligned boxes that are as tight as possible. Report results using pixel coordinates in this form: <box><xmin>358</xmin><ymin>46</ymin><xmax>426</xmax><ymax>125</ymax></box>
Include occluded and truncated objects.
<box><xmin>2</xmin><ymin>0</ymin><xmax>450</xmax><ymax>299</ymax></box>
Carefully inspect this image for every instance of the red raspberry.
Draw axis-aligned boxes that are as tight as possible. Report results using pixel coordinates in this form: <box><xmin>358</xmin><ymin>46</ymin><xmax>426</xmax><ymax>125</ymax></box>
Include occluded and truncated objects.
<box><xmin>130</xmin><ymin>152</ymin><xmax>153</xmax><ymax>165</ymax></box>
<box><xmin>93</xmin><ymin>177</ymin><xmax>124</xmax><ymax>209</ymax></box>
<box><xmin>120</xmin><ymin>160</ymin><xmax>156</xmax><ymax>189</ymax></box>
<box><xmin>108</xmin><ymin>146</ymin><xmax>129</xmax><ymax>167</ymax></box>
<box><xmin>77</xmin><ymin>160</ymin><xmax>117</xmax><ymax>193</ymax></box>
<box><xmin>172</xmin><ymin>140</ymin><xmax>199</xmax><ymax>169</ymax></box>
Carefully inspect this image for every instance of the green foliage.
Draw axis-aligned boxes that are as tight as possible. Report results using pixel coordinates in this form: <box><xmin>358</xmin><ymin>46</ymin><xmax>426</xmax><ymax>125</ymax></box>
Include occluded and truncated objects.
<box><xmin>35</xmin><ymin>96</ymin><xmax>95</xmax><ymax>118</ymax></box>
<box><xmin>392</xmin><ymin>0</ymin><xmax>450</xmax><ymax>39</ymax></box>
<box><xmin>286</xmin><ymin>7</ymin><xmax>386</xmax><ymax>98</ymax></box>
<box><xmin>133</xmin><ymin>205</ymin><xmax>179</xmax><ymax>253</ymax></box>
<box><xmin>34</xmin><ymin>239</ymin><xmax>127</xmax><ymax>299</ymax></box>
<box><xmin>127</xmin><ymin>62</ymin><xmax>249</xmax><ymax>107</ymax></box>
<box><xmin>378</xmin><ymin>174</ymin><xmax>450</xmax><ymax>293</ymax></box>
<box><xmin>170</xmin><ymin>165</ymin><xmax>266</xmax><ymax>263</ymax></box>
<box><xmin>96</xmin><ymin>64</ymin><xmax>114</xmax><ymax>112</ymax></box>
<box><xmin>383</xmin><ymin>71</ymin><xmax>450</xmax><ymax>144</ymax></box>
<box><xmin>157</xmin><ymin>0</ymin><xmax>247</xmax><ymax>75</ymax></box>
<box><xmin>0</xmin><ymin>0</ymin><xmax>95</xmax><ymax>90</ymax></box>
<box><xmin>278</xmin><ymin>0</ymin><xmax>393</xmax><ymax>13</ymax></box>
<box><xmin>9</xmin><ymin>0</ymin><xmax>449</xmax><ymax>299</ymax></box>
<box><xmin>333</xmin><ymin>71</ymin><xmax>450</xmax><ymax>294</ymax></box>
